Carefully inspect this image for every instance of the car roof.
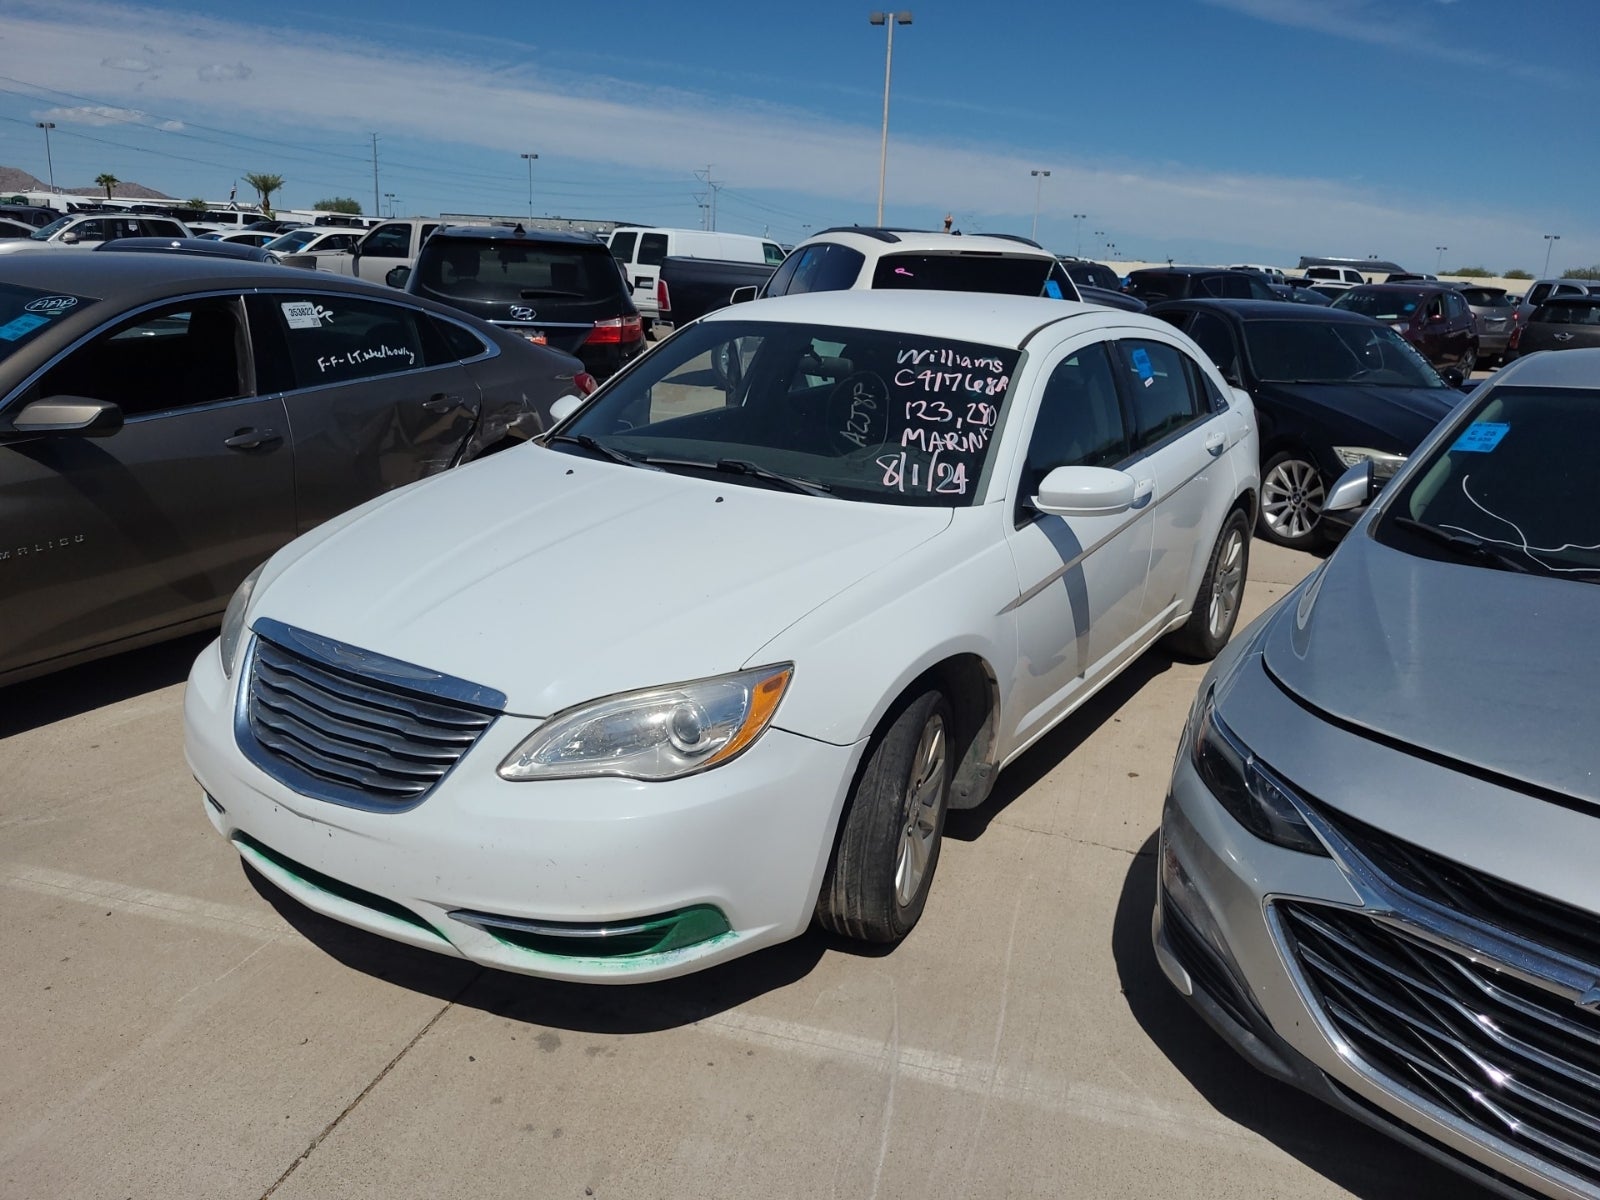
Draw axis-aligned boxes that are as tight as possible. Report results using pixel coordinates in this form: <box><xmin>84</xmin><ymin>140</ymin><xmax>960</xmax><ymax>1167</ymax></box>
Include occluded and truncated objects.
<box><xmin>1147</xmin><ymin>297</ymin><xmax>1382</xmax><ymax>324</ymax></box>
<box><xmin>1535</xmin><ymin>294</ymin><xmax>1600</xmax><ymax>307</ymax></box>
<box><xmin>1340</xmin><ymin>282</ymin><xmax>1451</xmax><ymax>294</ymax></box>
<box><xmin>433</xmin><ymin>224</ymin><xmax>603</xmax><ymax>246</ymax></box>
<box><xmin>702</xmin><ymin>289</ymin><xmax>1155</xmax><ymax>347</ymax></box>
<box><xmin>0</xmin><ymin>249</ymin><xmax>414</xmax><ymax>298</ymax></box>
<box><xmin>795</xmin><ymin>228</ymin><xmax>1054</xmax><ymax>259</ymax></box>
<box><xmin>1492</xmin><ymin>347</ymin><xmax>1600</xmax><ymax>389</ymax></box>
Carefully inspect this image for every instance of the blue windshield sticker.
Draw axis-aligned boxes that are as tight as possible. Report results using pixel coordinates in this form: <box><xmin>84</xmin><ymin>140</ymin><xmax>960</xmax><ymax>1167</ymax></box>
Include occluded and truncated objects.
<box><xmin>1044</xmin><ymin>280</ymin><xmax>1063</xmax><ymax>300</ymax></box>
<box><xmin>1451</xmin><ymin>422</ymin><xmax>1509</xmax><ymax>453</ymax></box>
<box><xmin>0</xmin><ymin>312</ymin><xmax>49</xmax><ymax>341</ymax></box>
<box><xmin>1131</xmin><ymin>347</ymin><xmax>1155</xmax><ymax>386</ymax></box>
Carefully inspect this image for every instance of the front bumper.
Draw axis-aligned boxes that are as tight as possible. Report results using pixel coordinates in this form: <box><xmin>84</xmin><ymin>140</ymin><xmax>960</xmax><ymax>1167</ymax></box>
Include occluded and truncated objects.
<box><xmin>1156</xmin><ymin>653</ymin><xmax>1600</xmax><ymax>1200</ymax></box>
<box><xmin>184</xmin><ymin>637</ymin><xmax>862</xmax><ymax>983</ymax></box>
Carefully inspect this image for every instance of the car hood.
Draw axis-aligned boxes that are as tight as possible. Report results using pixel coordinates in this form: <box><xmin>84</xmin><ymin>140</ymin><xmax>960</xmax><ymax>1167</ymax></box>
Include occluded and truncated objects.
<box><xmin>254</xmin><ymin>447</ymin><xmax>952</xmax><ymax>716</ymax></box>
<box><xmin>1257</xmin><ymin>382</ymin><xmax>1458</xmax><ymax>447</ymax></box>
<box><xmin>1262</xmin><ymin>532</ymin><xmax>1600</xmax><ymax>806</ymax></box>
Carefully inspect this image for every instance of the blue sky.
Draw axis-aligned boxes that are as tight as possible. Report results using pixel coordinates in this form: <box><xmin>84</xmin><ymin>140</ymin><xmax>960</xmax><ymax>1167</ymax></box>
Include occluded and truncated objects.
<box><xmin>0</xmin><ymin>0</ymin><xmax>1594</xmax><ymax>273</ymax></box>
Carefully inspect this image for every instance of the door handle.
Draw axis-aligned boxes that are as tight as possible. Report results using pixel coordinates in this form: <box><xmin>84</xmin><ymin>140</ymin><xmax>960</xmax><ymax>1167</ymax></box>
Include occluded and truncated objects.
<box><xmin>223</xmin><ymin>428</ymin><xmax>281</xmax><ymax>450</ymax></box>
<box><xmin>422</xmin><ymin>393</ymin><xmax>465</xmax><ymax>413</ymax></box>
<box><xmin>1204</xmin><ymin>431</ymin><xmax>1226</xmax><ymax>456</ymax></box>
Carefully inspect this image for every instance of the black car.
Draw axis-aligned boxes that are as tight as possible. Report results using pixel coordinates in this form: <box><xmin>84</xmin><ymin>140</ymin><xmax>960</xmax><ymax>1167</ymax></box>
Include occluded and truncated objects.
<box><xmin>1125</xmin><ymin>267</ymin><xmax>1280</xmax><ymax>304</ymax></box>
<box><xmin>1507</xmin><ymin>294</ymin><xmax>1600</xmax><ymax>359</ymax></box>
<box><xmin>400</xmin><ymin>224</ymin><xmax>646</xmax><ymax>381</ymax></box>
<box><xmin>1056</xmin><ymin>257</ymin><xmax>1122</xmax><ymax>292</ymax></box>
<box><xmin>0</xmin><ymin>253</ymin><xmax>587</xmax><ymax>685</ymax></box>
<box><xmin>1150</xmin><ymin>299</ymin><xmax>1461</xmax><ymax>549</ymax></box>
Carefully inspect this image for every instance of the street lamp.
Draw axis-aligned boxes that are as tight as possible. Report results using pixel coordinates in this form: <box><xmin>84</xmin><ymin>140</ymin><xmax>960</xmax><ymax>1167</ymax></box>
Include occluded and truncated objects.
<box><xmin>35</xmin><ymin>121</ymin><xmax>56</xmax><ymax>193</ymax></box>
<box><xmin>869</xmin><ymin>10</ymin><xmax>912</xmax><ymax>225</ymax></box>
<box><xmin>520</xmin><ymin>152</ymin><xmax>539</xmax><ymax>221</ymax></box>
<box><xmin>384</xmin><ymin>192</ymin><xmax>396</xmax><ymax>218</ymax></box>
<box><xmin>1543</xmin><ymin>234</ymin><xmax>1561</xmax><ymax>277</ymax></box>
<box><xmin>1435</xmin><ymin>245</ymin><xmax>1448</xmax><ymax>272</ymax></box>
<box><xmin>1029</xmin><ymin>169</ymin><xmax>1050</xmax><ymax>243</ymax></box>
<box><xmin>1072</xmin><ymin>213</ymin><xmax>1086</xmax><ymax>257</ymax></box>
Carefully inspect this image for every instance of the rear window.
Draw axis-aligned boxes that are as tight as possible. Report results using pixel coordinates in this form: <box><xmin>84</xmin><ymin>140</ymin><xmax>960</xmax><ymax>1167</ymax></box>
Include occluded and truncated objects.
<box><xmin>1333</xmin><ymin>290</ymin><xmax>1424</xmax><ymax>322</ymax></box>
<box><xmin>1534</xmin><ymin>301</ymin><xmax>1600</xmax><ymax>325</ymax></box>
<box><xmin>1124</xmin><ymin>272</ymin><xmax>1181</xmax><ymax>301</ymax></box>
<box><xmin>871</xmin><ymin>253</ymin><xmax>1054</xmax><ymax>295</ymax></box>
<box><xmin>609</xmin><ymin>231</ymin><xmax>637</xmax><ymax>262</ymax></box>
<box><xmin>1459</xmin><ymin>288</ymin><xmax>1511</xmax><ymax>308</ymax></box>
<box><xmin>418</xmin><ymin>239</ymin><xmax>623</xmax><ymax>302</ymax></box>
<box><xmin>1061</xmin><ymin>261</ymin><xmax>1120</xmax><ymax>290</ymax></box>
<box><xmin>0</xmin><ymin>284</ymin><xmax>95</xmax><ymax>364</ymax></box>
<box><xmin>638</xmin><ymin>233</ymin><xmax>668</xmax><ymax>267</ymax></box>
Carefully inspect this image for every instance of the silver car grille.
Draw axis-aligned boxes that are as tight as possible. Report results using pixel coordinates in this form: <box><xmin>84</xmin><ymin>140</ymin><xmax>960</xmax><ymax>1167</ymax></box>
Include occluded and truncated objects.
<box><xmin>239</xmin><ymin>620</ymin><xmax>502</xmax><ymax>811</ymax></box>
<box><xmin>1275</xmin><ymin>806</ymin><xmax>1600</xmax><ymax>1194</ymax></box>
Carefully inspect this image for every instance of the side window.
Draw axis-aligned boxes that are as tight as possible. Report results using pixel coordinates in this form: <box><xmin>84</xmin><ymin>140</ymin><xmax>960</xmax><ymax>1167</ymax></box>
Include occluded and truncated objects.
<box><xmin>359</xmin><ymin>224</ymin><xmax>411</xmax><ymax>258</ymax></box>
<box><xmin>1113</xmin><ymin>339</ymin><xmax>1204</xmax><ymax>450</ymax></box>
<box><xmin>1019</xmin><ymin>343</ymin><xmax>1130</xmax><ymax>514</ymax></box>
<box><xmin>1247</xmin><ymin>277</ymin><xmax>1277</xmax><ymax>300</ymax></box>
<box><xmin>638</xmin><ymin>233</ymin><xmax>669</xmax><ymax>267</ymax></box>
<box><xmin>1045</xmin><ymin>260</ymin><xmax>1079</xmax><ymax>300</ymax></box>
<box><xmin>763</xmin><ymin>242</ymin><xmax>786</xmax><ymax>266</ymax></box>
<box><xmin>784</xmin><ymin>244</ymin><xmax>865</xmax><ymax>295</ymax></box>
<box><xmin>1185</xmin><ymin>312</ymin><xmax>1240</xmax><ymax>381</ymax></box>
<box><xmin>1528</xmin><ymin>284</ymin><xmax>1552</xmax><ymax>306</ymax></box>
<box><xmin>431</xmin><ymin>316</ymin><xmax>490</xmax><ymax>361</ymax></box>
<box><xmin>35</xmin><ymin>297</ymin><xmax>247</xmax><ymax>418</ymax></box>
<box><xmin>1425</xmin><ymin>296</ymin><xmax>1444</xmax><ymax>320</ymax></box>
<box><xmin>763</xmin><ymin>251</ymin><xmax>804</xmax><ymax>297</ymax></box>
<box><xmin>72</xmin><ymin>219</ymin><xmax>112</xmax><ymax>243</ymax></box>
<box><xmin>267</xmin><ymin>294</ymin><xmax>435</xmax><ymax>389</ymax></box>
<box><xmin>610</xmin><ymin>231</ymin><xmax>636</xmax><ymax>262</ymax></box>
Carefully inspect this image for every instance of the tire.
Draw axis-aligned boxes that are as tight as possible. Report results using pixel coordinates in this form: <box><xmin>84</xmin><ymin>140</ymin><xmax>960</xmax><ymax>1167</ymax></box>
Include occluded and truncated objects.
<box><xmin>1460</xmin><ymin>348</ymin><xmax>1477</xmax><ymax>376</ymax></box>
<box><xmin>1257</xmin><ymin>450</ymin><xmax>1327</xmax><ymax>550</ymax></box>
<box><xmin>1167</xmin><ymin>508</ymin><xmax>1251</xmax><ymax>661</ymax></box>
<box><xmin>816</xmin><ymin>690</ymin><xmax>953</xmax><ymax>944</ymax></box>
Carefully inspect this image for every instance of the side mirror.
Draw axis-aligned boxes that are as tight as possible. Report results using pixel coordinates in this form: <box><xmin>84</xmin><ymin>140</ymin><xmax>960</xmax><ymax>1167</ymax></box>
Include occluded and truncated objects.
<box><xmin>1032</xmin><ymin>465</ymin><xmax>1136</xmax><ymax>517</ymax></box>
<box><xmin>1324</xmin><ymin>460</ymin><xmax>1374</xmax><ymax>513</ymax></box>
<box><xmin>60</xmin><ymin>230</ymin><xmax>80</xmax><ymax>244</ymax></box>
<box><xmin>548</xmin><ymin>394</ymin><xmax>584</xmax><ymax>425</ymax></box>
<box><xmin>729</xmin><ymin>286</ymin><xmax>758</xmax><ymax>305</ymax></box>
<box><xmin>3</xmin><ymin>395</ymin><xmax>123</xmax><ymax>439</ymax></box>
<box><xmin>386</xmin><ymin>265</ymin><xmax>411</xmax><ymax>289</ymax></box>
<box><xmin>1439</xmin><ymin>367</ymin><xmax>1466</xmax><ymax>388</ymax></box>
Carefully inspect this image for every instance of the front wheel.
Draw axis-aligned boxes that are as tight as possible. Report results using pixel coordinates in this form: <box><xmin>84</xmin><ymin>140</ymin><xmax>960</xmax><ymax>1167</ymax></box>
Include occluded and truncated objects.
<box><xmin>1258</xmin><ymin>450</ymin><xmax>1327</xmax><ymax>550</ymax></box>
<box><xmin>816</xmin><ymin>690</ymin><xmax>953</xmax><ymax>943</ymax></box>
<box><xmin>1167</xmin><ymin>508</ymin><xmax>1251</xmax><ymax>661</ymax></box>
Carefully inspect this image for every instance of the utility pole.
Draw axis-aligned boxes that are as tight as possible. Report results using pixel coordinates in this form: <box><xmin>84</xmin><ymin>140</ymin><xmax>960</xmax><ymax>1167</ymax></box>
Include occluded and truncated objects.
<box><xmin>371</xmin><ymin>133</ymin><xmax>380</xmax><ymax>219</ymax></box>
<box><xmin>35</xmin><ymin>122</ymin><xmax>56</xmax><ymax>193</ymax></box>
<box><xmin>694</xmin><ymin>165</ymin><xmax>720</xmax><ymax>230</ymax></box>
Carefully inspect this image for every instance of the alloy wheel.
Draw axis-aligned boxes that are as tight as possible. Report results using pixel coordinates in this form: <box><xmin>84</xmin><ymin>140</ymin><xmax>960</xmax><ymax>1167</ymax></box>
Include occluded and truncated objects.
<box><xmin>1261</xmin><ymin>457</ymin><xmax>1325</xmax><ymax>542</ymax></box>
<box><xmin>1207</xmin><ymin>525</ymin><xmax>1247</xmax><ymax>640</ymax></box>
<box><xmin>894</xmin><ymin>713</ymin><xmax>947</xmax><ymax>908</ymax></box>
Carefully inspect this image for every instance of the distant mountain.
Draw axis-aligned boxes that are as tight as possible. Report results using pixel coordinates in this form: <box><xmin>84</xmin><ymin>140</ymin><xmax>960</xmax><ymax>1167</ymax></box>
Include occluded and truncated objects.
<box><xmin>0</xmin><ymin>164</ymin><xmax>172</xmax><ymax>201</ymax></box>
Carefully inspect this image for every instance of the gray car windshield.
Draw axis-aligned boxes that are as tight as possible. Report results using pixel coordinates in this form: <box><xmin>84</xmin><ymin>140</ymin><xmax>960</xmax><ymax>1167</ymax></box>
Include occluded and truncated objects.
<box><xmin>557</xmin><ymin>319</ymin><xmax>1020</xmax><ymax>506</ymax></box>
<box><xmin>1377</xmin><ymin>385</ymin><xmax>1600</xmax><ymax>580</ymax></box>
<box><xmin>1243</xmin><ymin>319</ymin><xmax>1445</xmax><ymax>387</ymax></box>
<box><xmin>0</xmin><ymin>284</ymin><xmax>95</xmax><ymax>363</ymax></box>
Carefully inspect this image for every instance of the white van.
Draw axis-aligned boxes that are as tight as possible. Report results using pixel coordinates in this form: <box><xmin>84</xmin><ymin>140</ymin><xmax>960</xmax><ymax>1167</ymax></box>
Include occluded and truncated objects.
<box><xmin>607</xmin><ymin>227</ymin><xmax>786</xmax><ymax>327</ymax></box>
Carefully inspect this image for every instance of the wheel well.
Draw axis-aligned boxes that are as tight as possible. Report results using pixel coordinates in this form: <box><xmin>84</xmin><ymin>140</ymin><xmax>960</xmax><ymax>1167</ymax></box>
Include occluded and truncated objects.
<box><xmin>1232</xmin><ymin>487</ymin><xmax>1257</xmax><ymax>529</ymax></box>
<box><xmin>908</xmin><ymin>654</ymin><xmax>999</xmax><ymax>812</ymax></box>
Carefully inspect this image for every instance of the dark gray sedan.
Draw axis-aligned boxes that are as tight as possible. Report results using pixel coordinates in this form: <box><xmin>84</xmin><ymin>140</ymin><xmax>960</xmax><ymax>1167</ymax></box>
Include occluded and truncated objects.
<box><xmin>0</xmin><ymin>253</ymin><xmax>587</xmax><ymax>685</ymax></box>
<box><xmin>1155</xmin><ymin>347</ymin><xmax>1600</xmax><ymax>1198</ymax></box>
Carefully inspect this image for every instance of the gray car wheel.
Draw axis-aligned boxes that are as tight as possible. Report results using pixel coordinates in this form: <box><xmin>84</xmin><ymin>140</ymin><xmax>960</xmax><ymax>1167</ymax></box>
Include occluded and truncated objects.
<box><xmin>1258</xmin><ymin>451</ymin><xmax>1326</xmax><ymax>549</ymax></box>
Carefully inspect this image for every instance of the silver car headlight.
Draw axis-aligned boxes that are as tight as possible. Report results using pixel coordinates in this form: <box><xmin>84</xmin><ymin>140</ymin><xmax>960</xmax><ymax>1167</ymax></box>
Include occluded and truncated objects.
<box><xmin>1189</xmin><ymin>694</ymin><xmax>1327</xmax><ymax>856</ymax></box>
<box><xmin>498</xmin><ymin>664</ymin><xmax>793</xmax><ymax>782</ymax></box>
<box><xmin>1332</xmin><ymin>447</ymin><xmax>1406</xmax><ymax>482</ymax></box>
<box><xmin>219</xmin><ymin>563</ymin><xmax>266</xmax><ymax>678</ymax></box>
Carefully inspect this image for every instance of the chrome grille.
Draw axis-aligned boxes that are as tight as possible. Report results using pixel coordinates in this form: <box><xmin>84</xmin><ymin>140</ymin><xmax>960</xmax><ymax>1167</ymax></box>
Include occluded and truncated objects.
<box><xmin>241</xmin><ymin>623</ymin><xmax>500</xmax><ymax>810</ymax></box>
<box><xmin>1279</xmin><ymin>901</ymin><xmax>1600</xmax><ymax>1190</ymax></box>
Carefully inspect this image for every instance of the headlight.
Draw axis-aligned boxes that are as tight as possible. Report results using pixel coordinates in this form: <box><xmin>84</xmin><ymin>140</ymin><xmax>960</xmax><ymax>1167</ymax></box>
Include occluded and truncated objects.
<box><xmin>219</xmin><ymin>563</ymin><xmax>266</xmax><ymax>678</ymax></box>
<box><xmin>1189</xmin><ymin>694</ymin><xmax>1327</xmax><ymax>856</ymax></box>
<box><xmin>498</xmin><ymin>664</ymin><xmax>793</xmax><ymax>782</ymax></box>
<box><xmin>1332</xmin><ymin>446</ymin><xmax>1406</xmax><ymax>482</ymax></box>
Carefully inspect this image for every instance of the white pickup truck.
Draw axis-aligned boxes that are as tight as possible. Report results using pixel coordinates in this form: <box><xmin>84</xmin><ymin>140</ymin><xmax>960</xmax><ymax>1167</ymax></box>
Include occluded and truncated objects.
<box><xmin>279</xmin><ymin>217</ymin><xmax>443</xmax><ymax>285</ymax></box>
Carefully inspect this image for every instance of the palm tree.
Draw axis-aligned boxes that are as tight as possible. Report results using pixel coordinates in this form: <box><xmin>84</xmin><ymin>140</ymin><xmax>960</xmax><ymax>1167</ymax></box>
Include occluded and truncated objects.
<box><xmin>243</xmin><ymin>172</ymin><xmax>285</xmax><ymax>217</ymax></box>
<box><xmin>95</xmin><ymin>173</ymin><xmax>120</xmax><ymax>200</ymax></box>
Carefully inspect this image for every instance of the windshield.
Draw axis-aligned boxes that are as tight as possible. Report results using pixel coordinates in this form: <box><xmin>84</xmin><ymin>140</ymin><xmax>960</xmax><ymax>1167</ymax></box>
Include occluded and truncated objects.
<box><xmin>870</xmin><ymin>253</ymin><xmax>1055</xmax><ymax>296</ymax></box>
<box><xmin>1376</xmin><ymin>385</ymin><xmax>1600</xmax><ymax>579</ymax></box>
<box><xmin>558</xmin><ymin>318</ymin><xmax>1021</xmax><ymax>506</ymax></box>
<box><xmin>1242</xmin><ymin>319</ymin><xmax>1446</xmax><ymax>387</ymax></box>
<box><xmin>266</xmin><ymin>229</ymin><xmax>316</xmax><ymax>252</ymax></box>
<box><xmin>1332</xmin><ymin>289</ymin><xmax>1425</xmax><ymax>322</ymax></box>
<box><xmin>0</xmin><ymin>283</ymin><xmax>96</xmax><ymax>363</ymax></box>
<box><xmin>30</xmin><ymin>216</ymin><xmax>73</xmax><ymax>241</ymax></box>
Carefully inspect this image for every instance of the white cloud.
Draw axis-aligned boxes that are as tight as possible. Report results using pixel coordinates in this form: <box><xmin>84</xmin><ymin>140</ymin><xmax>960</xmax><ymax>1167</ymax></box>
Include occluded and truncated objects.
<box><xmin>101</xmin><ymin>56</ymin><xmax>155</xmax><ymax>72</ymax></box>
<box><xmin>39</xmin><ymin>104</ymin><xmax>147</xmax><ymax>127</ymax></box>
<box><xmin>197</xmin><ymin>62</ymin><xmax>251</xmax><ymax>82</ymax></box>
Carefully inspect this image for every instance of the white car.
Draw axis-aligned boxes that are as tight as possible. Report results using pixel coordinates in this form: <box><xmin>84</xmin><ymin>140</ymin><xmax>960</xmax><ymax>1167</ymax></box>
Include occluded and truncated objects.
<box><xmin>263</xmin><ymin>227</ymin><xmax>363</xmax><ymax>256</ymax></box>
<box><xmin>184</xmin><ymin>291</ymin><xmax>1260</xmax><ymax>983</ymax></box>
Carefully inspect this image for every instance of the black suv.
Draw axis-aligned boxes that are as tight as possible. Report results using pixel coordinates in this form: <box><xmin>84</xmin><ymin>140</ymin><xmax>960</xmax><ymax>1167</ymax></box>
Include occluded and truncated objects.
<box><xmin>1124</xmin><ymin>267</ymin><xmax>1279</xmax><ymax>304</ymax></box>
<box><xmin>403</xmin><ymin>225</ymin><xmax>645</xmax><ymax>380</ymax></box>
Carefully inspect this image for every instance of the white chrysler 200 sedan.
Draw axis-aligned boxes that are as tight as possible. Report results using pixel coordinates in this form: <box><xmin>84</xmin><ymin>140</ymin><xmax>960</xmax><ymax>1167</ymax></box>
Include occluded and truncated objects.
<box><xmin>184</xmin><ymin>291</ymin><xmax>1260</xmax><ymax>982</ymax></box>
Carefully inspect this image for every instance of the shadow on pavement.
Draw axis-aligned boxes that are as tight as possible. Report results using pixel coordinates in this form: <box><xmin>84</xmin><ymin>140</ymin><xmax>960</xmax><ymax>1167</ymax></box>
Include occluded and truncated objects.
<box><xmin>0</xmin><ymin>631</ymin><xmax>213</xmax><ymax>737</ymax></box>
<box><xmin>1111</xmin><ymin>832</ymin><xmax>1487</xmax><ymax>1199</ymax></box>
<box><xmin>245</xmin><ymin>862</ymin><xmax>834</xmax><ymax>1032</ymax></box>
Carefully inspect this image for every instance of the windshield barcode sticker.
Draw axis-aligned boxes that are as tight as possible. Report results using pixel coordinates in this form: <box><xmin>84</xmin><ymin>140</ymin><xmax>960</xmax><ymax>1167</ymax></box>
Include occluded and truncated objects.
<box><xmin>1451</xmin><ymin>422</ymin><xmax>1509</xmax><ymax>453</ymax></box>
<box><xmin>281</xmin><ymin>301</ymin><xmax>324</xmax><ymax>329</ymax></box>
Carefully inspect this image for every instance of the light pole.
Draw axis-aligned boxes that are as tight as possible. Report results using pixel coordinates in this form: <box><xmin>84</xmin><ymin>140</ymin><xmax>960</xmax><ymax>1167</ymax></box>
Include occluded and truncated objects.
<box><xmin>869</xmin><ymin>10</ymin><xmax>912</xmax><ymax>225</ymax></box>
<box><xmin>1029</xmin><ymin>169</ymin><xmax>1050</xmax><ymax>242</ymax></box>
<box><xmin>1072</xmin><ymin>213</ymin><xmax>1086</xmax><ymax>257</ymax></box>
<box><xmin>384</xmin><ymin>192</ymin><xmax>396</xmax><ymax>218</ymax></box>
<box><xmin>1543</xmin><ymin>234</ymin><xmax>1561</xmax><ymax>277</ymax></box>
<box><xmin>35</xmin><ymin>121</ymin><xmax>56</xmax><ymax>193</ymax></box>
<box><xmin>1435</xmin><ymin>245</ymin><xmax>1447</xmax><ymax>272</ymax></box>
<box><xmin>521</xmin><ymin>152</ymin><xmax>539</xmax><ymax>220</ymax></box>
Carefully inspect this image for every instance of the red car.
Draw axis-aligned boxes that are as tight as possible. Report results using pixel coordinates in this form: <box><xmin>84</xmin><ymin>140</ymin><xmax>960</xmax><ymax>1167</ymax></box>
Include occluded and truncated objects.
<box><xmin>1331</xmin><ymin>283</ymin><xmax>1479</xmax><ymax>375</ymax></box>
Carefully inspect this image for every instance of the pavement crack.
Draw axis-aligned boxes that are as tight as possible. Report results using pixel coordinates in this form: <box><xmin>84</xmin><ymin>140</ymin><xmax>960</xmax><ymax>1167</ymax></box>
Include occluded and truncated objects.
<box><xmin>258</xmin><ymin>968</ymin><xmax>483</xmax><ymax>1198</ymax></box>
<box><xmin>990</xmin><ymin>817</ymin><xmax>1153</xmax><ymax>857</ymax></box>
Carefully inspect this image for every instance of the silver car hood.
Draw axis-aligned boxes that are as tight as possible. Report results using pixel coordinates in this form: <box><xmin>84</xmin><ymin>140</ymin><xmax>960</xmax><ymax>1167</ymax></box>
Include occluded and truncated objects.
<box><xmin>1262</xmin><ymin>532</ymin><xmax>1600</xmax><ymax>806</ymax></box>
